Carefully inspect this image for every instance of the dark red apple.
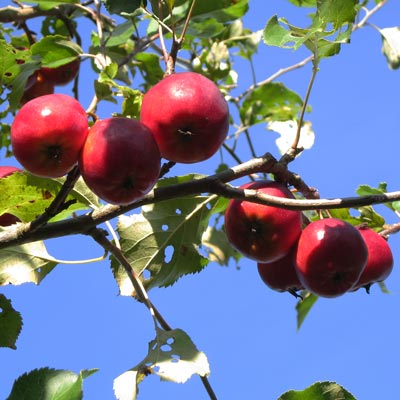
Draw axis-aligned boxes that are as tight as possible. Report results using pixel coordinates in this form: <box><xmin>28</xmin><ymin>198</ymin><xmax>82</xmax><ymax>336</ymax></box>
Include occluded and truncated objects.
<box><xmin>11</xmin><ymin>93</ymin><xmax>88</xmax><ymax>178</ymax></box>
<box><xmin>78</xmin><ymin>117</ymin><xmax>161</xmax><ymax>205</ymax></box>
<box><xmin>140</xmin><ymin>71</ymin><xmax>229</xmax><ymax>163</ymax></box>
<box><xmin>351</xmin><ymin>226</ymin><xmax>394</xmax><ymax>292</ymax></box>
<box><xmin>224</xmin><ymin>180</ymin><xmax>303</xmax><ymax>263</ymax></box>
<box><xmin>40</xmin><ymin>59</ymin><xmax>80</xmax><ymax>86</ymax></box>
<box><xmin>20</xmin><ymin>72</ymin><xmax>54</xmax><ymax>105</ymax></box>
<box><xmin>257</xmin><ymin>246</ymin><xmax>304</xmax><ymax>295</ymax></box>
<box><xmin>295</xmin><ymin>218</ymin><xmax>368</xmax><ymax>298</ymax></box>
<box><xmin>0</xmin><ymin>166</ymin><xmax>21</xmax><ymax>226</ymax></box>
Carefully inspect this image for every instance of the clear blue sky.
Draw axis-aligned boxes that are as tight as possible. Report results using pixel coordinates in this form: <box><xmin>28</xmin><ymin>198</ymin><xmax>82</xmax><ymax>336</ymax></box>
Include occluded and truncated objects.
<box><xmin>1</xmin><ymin>1</ymin><xmax>400</xmax><ymax>399</ymax></box>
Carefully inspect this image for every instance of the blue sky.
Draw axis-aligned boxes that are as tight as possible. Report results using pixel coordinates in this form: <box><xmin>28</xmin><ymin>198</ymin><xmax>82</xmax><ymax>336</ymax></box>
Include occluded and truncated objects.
<box><xmin>1</xmin><ymin>1</ymin><xmax>400</xmax><ymax>399</ymax></box>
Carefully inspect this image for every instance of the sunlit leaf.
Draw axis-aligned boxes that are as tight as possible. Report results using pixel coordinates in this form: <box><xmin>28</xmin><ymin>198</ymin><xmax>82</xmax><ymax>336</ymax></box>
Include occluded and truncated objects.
<box><xmin>241</xmin><ymin>82</ymin><xmax>304</xmax><ymax>125</ymax></box>
<box><xmin>111</xmin><ymin>175</ymin><xmax>218</xmax><ymax>296</ymax></box>
<box><xmin>379</xmin><ymin>27</ymin><xmax>400</xmax><ymax>69</ymax></box>
<box><xmin>114</xmin><ymin>329</ymin><xmax>210</xmax><ymax>400</ymax></box>
<box><xmin>6</xmin><ymin>368</ymin><xmax>98</xmax><ymax>400</ymax></box>
<box><xmin>0</xmin><ymin>240</ymin><xmax>58</xmax><ymax>286</ymax></box>
<box><xmin>316</xmin><ymin>0</ymin><xmax>358</xmax><ymax>30</ymax></box>
<box><xmin>278</xmin><ymin>381</ymin><xmax>357</xmax><ymax>400</ymax></box>
<box><xmin>0</xmin><ymin>172</ymin><xmax>94</xmax><ymax>223</ymax></box>
<box><xmin>0</xmin><ymin>294</ymin><xmax>22</xmax><ymax>350</ymax></box>
<box><xmin>268</xmin><ymin>120</ymin><xmax>315</xmax><ymax>155</ymax></box>
<box><xmin>201</xmin><ymin>225</ymin><xmax>241</xmax><ymax>266</ymax></box>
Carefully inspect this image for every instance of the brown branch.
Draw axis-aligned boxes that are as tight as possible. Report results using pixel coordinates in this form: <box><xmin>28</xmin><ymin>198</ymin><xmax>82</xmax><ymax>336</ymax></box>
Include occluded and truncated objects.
<box><xmin>0</xmin><ymin>4</ymin><xmax>113</xmax><ymax>27</ymax></box>
<box><xmin>0</xmin><ymin>153</ymin><xmax>399</xmax><ymax>250</ymax></box>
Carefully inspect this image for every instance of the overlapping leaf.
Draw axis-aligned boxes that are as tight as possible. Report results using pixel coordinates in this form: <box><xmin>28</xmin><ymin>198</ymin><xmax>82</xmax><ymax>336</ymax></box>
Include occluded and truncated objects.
<box><xmin>263</xmin><ymin>0</ymin><xmax>359</xmax><ymax>61</ymax></box>
<box><xmin>0</xmin><ymin>172</ymin><xmax>96</xmax><ymax>223</ymax></box>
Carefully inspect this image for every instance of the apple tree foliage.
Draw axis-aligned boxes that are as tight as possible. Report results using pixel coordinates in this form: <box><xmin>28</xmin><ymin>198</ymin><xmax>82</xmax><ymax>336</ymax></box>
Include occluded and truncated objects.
<box><xmin>0</xmin><ymin>0</ymin><xmax>399</xmax><ymax>399</ymax></box>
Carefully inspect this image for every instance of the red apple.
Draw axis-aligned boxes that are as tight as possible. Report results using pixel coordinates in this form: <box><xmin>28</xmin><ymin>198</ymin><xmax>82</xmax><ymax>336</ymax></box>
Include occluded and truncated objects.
<box><xmin>140</xmin><ymin>72</ymin><xmax>229</xmax><ymax>163</ymax></box>
<box><xmin>224</xmin><ymin>180</ymin><xmax>303</xmax><ymax>263</ymax></box>
<box><xmin>11</xmin><ymin>93</ymin><xmax>88</xmax><ymax>178</ymax></box>
<box><xmin>40</xmin><ymin>59</ymin><xmax>80</xmax><ymax>86</ymax></box>
<box><xmin>78</xmin><ymin>117</ymin><xmax>161</xmax><ymax>205</ymax></box>
<box><xmin>20</xmin><ymin>72</ymin><xmax>54</xmax><ymax>105</ymax></box>
<box><xmin>257</xmin><ymin>245</ymin><xmax>304</xmax><ymax>296</ymax></box>
<box><xmin>0</xmin><ymin>166</ymin><xmax>21</xmax><ymax>226</ymax></box>
<box><xmin>295</xmin><ymin>218</ymin><xmax>368</xmax><ymax>298</ymax></box>
<box><xmin>351</xmin><ymin>226</ymin><xmax>394</xmax><ymax>292</ymax></box>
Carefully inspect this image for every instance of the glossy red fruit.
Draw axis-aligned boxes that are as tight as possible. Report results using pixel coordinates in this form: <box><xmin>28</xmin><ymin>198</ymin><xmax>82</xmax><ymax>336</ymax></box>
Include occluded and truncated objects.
<box><xmin>224</xmin><ymin>180</ymin><xmax>303</xmax><ymax>263</ymax></box>
<box><xmin>257</xmin><ymin>246</ymin><xmax>304</xmax><ymax>295</ymax></box>
<box><xmin>0</xmin><ymin>166</ymin><xmax>21</xmax><ymax>226</ymax></box>
<box><xmin>351</xmin><ymin>226</ymin><xmax>394</xmax><ymax>292</ymax></box>
<box><xmin>40</xmin><ymin>59</ymin><xmax>80</xmax><ymax>86</ymax></box>
<box><xmin>140</xmin><ymin>72</ymin><xmax>229</xmax><ymax>163</ymax></box>
<box><xmin>295</xmin><ymin>218</ymin><xmax>368</xmax><ymax>298</ymax></box>
<box><xmin>11</xmin><ymin>94</ymin><xmax>88</xmax><ymax>178</ymax></box>
<box><xmin>79</xmin><ymin>117</ymin><xmax>161</xmax><ymax>205</ymax></box>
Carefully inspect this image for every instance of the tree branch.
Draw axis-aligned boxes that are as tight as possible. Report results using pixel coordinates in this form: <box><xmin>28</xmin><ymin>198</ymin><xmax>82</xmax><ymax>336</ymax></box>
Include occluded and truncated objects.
<box><xmin>0</xmin><ymin>152</ymin><xmax>399</xmax><ymax>250</ymax></box>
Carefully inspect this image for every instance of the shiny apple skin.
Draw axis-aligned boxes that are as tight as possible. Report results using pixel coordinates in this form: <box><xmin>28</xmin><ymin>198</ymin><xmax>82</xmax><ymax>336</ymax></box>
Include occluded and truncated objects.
<box><xmin>257</xmin><ymin>246</ymin><xmax>304</xmax><ymax>293</ymax></box>
<box><xmin>351</xmin><ymin>226</ymin><xmax>394</xmax><ymax>291</ymax></box>
<box><xmin>140</xmin><ymin>72</ymin><xmax>229</xmax><ymax>164</ymax></box>
<box><xmin>11</xmin><ymin>94</ymin><xmax>88</xmax><ymax>178</ymax></box>
<box><xmin>79</xmin><ymin>117</ymin><xmax>161</xmax><ymax>205</ymax></box>
<box><xmin>224</xmin><ymin>180</ymin><xmax>303</xmax><ymax>263</ymax></box>
<box><xmin>295</xmin><ymin>218</ymin><xmax>368</xmax><ymax>298</ymax></box>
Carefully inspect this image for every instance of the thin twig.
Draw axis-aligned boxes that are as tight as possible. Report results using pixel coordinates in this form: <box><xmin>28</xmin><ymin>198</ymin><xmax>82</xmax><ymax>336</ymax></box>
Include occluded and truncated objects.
<box><xmin>89</xmin><ymin>227</ymin><xmax>218</xmax><ymax>400</ymax></box>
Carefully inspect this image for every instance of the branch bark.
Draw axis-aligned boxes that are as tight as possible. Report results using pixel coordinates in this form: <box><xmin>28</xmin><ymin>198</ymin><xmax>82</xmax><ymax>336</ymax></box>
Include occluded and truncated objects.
<box><xmin>0</xmin><ymin>152</ymin><xmax>399</xmax><ymax>250</ymax></box>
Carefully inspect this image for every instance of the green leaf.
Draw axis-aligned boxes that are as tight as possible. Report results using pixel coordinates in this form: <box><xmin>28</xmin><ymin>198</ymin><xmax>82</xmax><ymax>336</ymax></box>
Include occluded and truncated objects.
<box><xmin>134</xmin><ymin>53</ymin><xmax>164</xmax><ymax>86</ymax></box>
<box><xmin>0</xmin><ymin>172</ymin><xmax>94</xmax><ymax>223</ymax></box>
<box><xmin>296</xmin><ymin>291</ymin><xmax>318</xmax><ymax>330</ymax></box>
<box><xmin>0</xmin><ymin>294</ymin><xmax>23</xmax><ymax>350</ymax></box>
<box><xmin>104</xmin><ymin>0</ymin><xmax>146</xmax><ymax>15</ymax></box>
<box><xmin>241</xmin><ymin>82</ymin><xmax>304</xmax><ymax>125</ymax></box>
<box><xmin>278</xmin><ymin>381</ymin><xmax>357</xmax><ymax>400</ymax></box>
<box><xmin>201</xmin><ymin>225</ymin><xmax>241</xmax><ymax>266</ymax></box>
<box><xmin>0</xmin><ymin>41</ymin><xmax>41</xmax><ymax>109</ymax></box>
<box><xmin>357</xmin><ymin>206</ymin><xmax>385</xmax><ymax>229</ymax></box>
<box><xmin>263</xmin><ymin>16</ymin><xmax>307</xmax><ymax>49</ymax></box>
<box><xmin>6</xmin><ymin>368</ymin><xmax>98</xmax><ymax>400</ymax></box>
<box><xmin>379</xmin><ymin>27</ymin><xmax>400</xmax><ymax>70</ymax></box>
<box><xmin>316</xmin><ymin>0</ymin><xmax>358</xmax><ymax>30</ymax></box>
<box><xmin>356</xmin><ymin>183</ymin><xmax>395</xmax><ymax>211</ymax></box>
<box><xmin>114</xmin><ymin>328</ymin><xmax>210</xmax><ymax>400</ymax></box>
<box><xmin>111</xmin><ymin>175</ymin><xmax>217</xmax><ymax>295</ymax></box>
<box><xmin>105</xmin><ymin>21</ymin><xmax>136</xmax><ymax>48</ymax></box>
<box><xmin>287</xmin><ymin>0</ymin><xmax>317</xmax><ymax>6</ymax></box>
<box><xmin>0</xmin><ymin>240</ymin><xmax>58</xmax><ymax>286</ymax></box>
<box><xmin>22</xmin><ymin>0</ymin><xmax>79</xmax><ymax>10</ymax></box>
<box><xmin>31</xmin><ymin>35</ymin><xmax>82</xmax><ymax>68</ymax></box>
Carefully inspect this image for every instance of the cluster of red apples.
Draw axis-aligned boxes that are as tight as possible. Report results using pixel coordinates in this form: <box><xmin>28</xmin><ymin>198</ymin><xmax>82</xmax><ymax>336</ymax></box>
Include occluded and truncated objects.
<box><xmin>7</xmin><ymin>71</ymin><xmax>229</xmax><ymax>207</ymax></box>
<box><xmin>224</xmin><ymin>180</ymin><xmax>394</xmax><ymax>298</ymax></box>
